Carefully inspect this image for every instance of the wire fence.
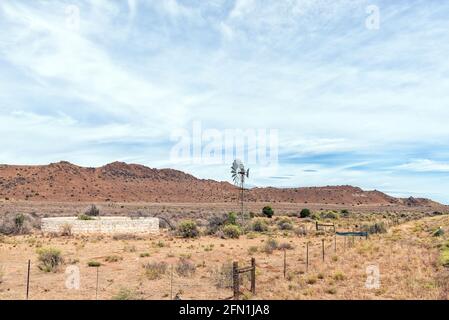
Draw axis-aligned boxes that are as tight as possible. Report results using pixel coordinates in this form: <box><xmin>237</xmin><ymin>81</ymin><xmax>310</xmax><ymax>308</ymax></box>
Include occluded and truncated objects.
<box><xmin>0</xmin><ymin>234</ymin><xmax>373</xmax><ymax>300</ymax></box>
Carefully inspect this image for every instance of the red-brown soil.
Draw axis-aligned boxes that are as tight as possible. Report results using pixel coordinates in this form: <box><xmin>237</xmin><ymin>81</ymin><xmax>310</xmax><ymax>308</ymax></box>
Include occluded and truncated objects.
<box><xmin>0</xmin><ymin>161</ymin><xmax>443</xmax><ymax>208</ymax></box>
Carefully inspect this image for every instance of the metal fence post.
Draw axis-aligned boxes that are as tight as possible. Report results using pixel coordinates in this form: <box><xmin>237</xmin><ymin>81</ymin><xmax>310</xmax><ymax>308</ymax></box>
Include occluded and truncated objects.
<box><xmin>26</xmin><ymin>260</ymin><xmax>31</xmax><ymax>300</ymax></box>
<box><xmin>251</xmin><ymin>258</ymin><xmax>256</xmax><ymax>294</ymax></box>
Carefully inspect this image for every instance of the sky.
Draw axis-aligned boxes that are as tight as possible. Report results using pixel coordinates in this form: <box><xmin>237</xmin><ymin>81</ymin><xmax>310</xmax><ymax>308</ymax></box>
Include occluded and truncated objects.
<box><xmin>1</xmin><ymin>0</ymin><xmax>449</xmax><ymax>203</ymax></box>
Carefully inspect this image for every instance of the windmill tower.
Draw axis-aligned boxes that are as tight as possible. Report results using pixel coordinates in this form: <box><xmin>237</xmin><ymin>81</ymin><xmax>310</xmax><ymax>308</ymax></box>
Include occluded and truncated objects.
<box><xmin>231</xmin><ymin>159</ymin><xmax>249</xmax><ymax>220</ymax></box>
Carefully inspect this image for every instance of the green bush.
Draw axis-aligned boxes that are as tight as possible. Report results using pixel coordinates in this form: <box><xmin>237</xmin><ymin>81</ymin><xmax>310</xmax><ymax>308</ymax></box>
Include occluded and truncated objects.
<box><xmin>37</xmin><ymin>247</ymin><xmax>63</xmax><ymax>272</ymax></box>
<box><xmin>226</xmin><ymin>212</ymin><xmax>238</xmax><ymax>225</ymax></box>
<box><xmin>78</xmin><ymin>214</ymin><xmax>94</xmax><ymax>220</ymax></box>
<box><xmin>177</xmin><ymin>220</ymin><xmax>199</xmax><ymax>238</ymax></box>
<box><xmin>300</xmin><ymin>208</ymin><xmax>311</xmax><ymax>218</ymax></box>
<box><xmin>14</xmin><ymin>214</ymin><xmax>25</xmax><ymax>231</ymax></box>
<box><xmin>223</xmin><ymin>225</ymin><xmax>242</xmax><ymax>239</ymax></box>
<box><xmin>251</xmin><ymin>219</ymin><xmax>268</xmax><ymax>232</ymax></box>
<box><xmin>262</xmin><ymin>206</ymin><xmax>274</xmax><ymax>218</ymax></box>
<box><xmin>433</xmin><ymin>227</ymin><xmax>445</xmax><ymax>237</ymax></box>
<box><xmin>87</xmin><ymin>260</ymin><xmax>101</xmax><ymax>267</ymax></box>
<box><xmin>320</xmin><ymin>211</ymin><xmax>340</xmax><ymax>220</ymax></box>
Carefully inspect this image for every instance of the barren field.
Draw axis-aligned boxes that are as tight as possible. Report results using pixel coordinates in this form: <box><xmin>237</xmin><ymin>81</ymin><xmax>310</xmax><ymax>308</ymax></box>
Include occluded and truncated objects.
<box><xmin>1</xmin><ymin>206</ymin><xmax>449</xmax><ymax>300</ymax></box>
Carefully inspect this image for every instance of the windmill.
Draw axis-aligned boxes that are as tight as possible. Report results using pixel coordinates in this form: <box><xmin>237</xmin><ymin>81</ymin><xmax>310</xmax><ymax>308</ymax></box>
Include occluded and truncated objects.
<box><xmin>231</xmin><ymin>159</ymin><xmax>250</xmax><ymax>219</ymax></box>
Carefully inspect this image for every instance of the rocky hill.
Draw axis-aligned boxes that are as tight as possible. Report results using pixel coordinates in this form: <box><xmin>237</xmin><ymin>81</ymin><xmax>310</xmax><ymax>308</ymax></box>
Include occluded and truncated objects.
<box><xmin>0</xmin><ymin>161</ymin><xmax>443</xmax><ymax>207</ymax></box>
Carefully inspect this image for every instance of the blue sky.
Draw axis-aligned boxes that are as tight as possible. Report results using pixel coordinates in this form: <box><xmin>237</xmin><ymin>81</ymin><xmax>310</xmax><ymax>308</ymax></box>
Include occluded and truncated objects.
<box><xmin>1</xmin><ymin>0</ymin><xmax>449</xmax><ymax>203</ymax></box>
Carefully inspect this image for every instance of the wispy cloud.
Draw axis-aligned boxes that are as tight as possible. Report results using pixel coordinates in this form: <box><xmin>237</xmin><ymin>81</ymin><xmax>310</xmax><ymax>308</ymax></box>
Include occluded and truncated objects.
<box><xmin>397</xmin><ymin>159</ymin><xmax>449</xmax><ymax>173</ymax></box>
<box><xmin>0</xmin><ymin>0</ymin><xmax>449</xmax><ymax>202</ymax></box>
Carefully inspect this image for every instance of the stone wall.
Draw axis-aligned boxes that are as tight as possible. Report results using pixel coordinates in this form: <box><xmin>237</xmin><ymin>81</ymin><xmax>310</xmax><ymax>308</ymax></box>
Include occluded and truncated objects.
<box><xmin>41</xmin><ymin>217</ymin><xmax>159</xmax><ymax>234</ymax></box>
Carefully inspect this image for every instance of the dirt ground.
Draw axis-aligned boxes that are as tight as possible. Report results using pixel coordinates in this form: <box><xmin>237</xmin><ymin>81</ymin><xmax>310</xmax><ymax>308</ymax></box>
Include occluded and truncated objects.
<box><xmin>1</xmin><ymin>213</ymin><xmax>448</xmax><ymax>300</ymax></box>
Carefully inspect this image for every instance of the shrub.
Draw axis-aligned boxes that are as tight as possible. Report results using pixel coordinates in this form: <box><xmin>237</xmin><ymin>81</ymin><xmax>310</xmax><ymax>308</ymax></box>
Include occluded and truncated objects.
<box><xmin>112</xmin><ymin>233</ymin><xmax>140</xmax><ymax>241</ymax></box>
<box><xmin>277</xmin><ymin>218</ymin><xmax>293</xmax><ymax>230</ymax></box>
<box><xmin>294</xmin><ymin>226</ymin><xmax>307</xmax><ymax>236</ymax></box>
<box><xmin>320</xmin><ymin>211</ymin><xmax>340</xmax><ymax>220</ymax></box>
<box><xmin>177</xmin><ymin>220</ymin><xmax>199</xmax><ymax>238</ymax></box>
<box><xmin>60</xmin><ymin>224</ymin><xmax>72</xmax><ymax>236</ymax></box>
<box><xmin>333</xmin><ymin>271</ymin><xmax>346</xmax><ymax>281</ymax></box>
<box><xmin>248</xmin><ymin>246</ymin><xmax>258</xmax><ymax>254</ymax></box>
<box><xmin>105</xmin><ymin>255</ymin><xmax>123</xmax><ymax>262</ymax></box>
<box><xmin>226</xmin><ymin>212</ymin><xmax>238</xmax><ymax>225</ymax></box>
<box><xmin>205</xmin><ymin>215</ymin><xmax>227</xmax><ymax>235</ymax></box>
<box><xmin>340</xmin><ymin>209</ymin><xmax>350</xmax><ymax>217</ymax></box>
<box><xmin>363</xmin><ymin>222</ymin><xmax>387</xmax><ymax>234</ymax></box>
<box><xmin>0</xmin><ymin>213</ymin><xmax>39</xmax><ymax>235</ymax></box>
<box><xmin>37</xmin><ymin>248</ymin><xmax>63</xmax><ymax>272</ymax></box>
<box><xmin>326</xmin><ymin>287</ymin><xmax>337</xmax><ymax>295</ymax></box>
<box><xmin>85</xmin><ymin>205</ymin><xmax>100</xmax><ymax>217</ymax></box>
<box><xmin>14</xmin><ymin>214</ymin><xmax>25</xmax><ymax>232</ymax></box>
<box><xmin>143</xmin><ymin>261</ymin><xmax>168</xmax><ymax>280</ymax></box>
<box><xmin>300</xmin><ymin>209</ymin><xmax>311</xmax><ymax>218</ymax></box>
<box><xmin>306</xmin><ymin>276</ymin><xmax>317</xmax><ymax>285</ymax></box>
<box><xmin>139</xmin><ymin>252</ymin><xmax>150</xmax><ymax>258</ymax></box>
<box><xmin>78</xmin><ymin>214</ymin><xmax>94</xmax><ymax>221</ymax></box>
<box><xmin>176</xmin><ymin>258</ymin><xmax>196</xmax><ymax>277</ymax></box>
<box><xmin>88</xmin><ymin>260</ymin><xmax>101</xmax><ymax>267</ymax></box>
<box><xmin>123</xmin><ymin>244</ymin><xmax>136</xmax><ymax>252</ymax></box>
<box><xmin>112</xmin><ymin>288</ymin><xmax>138</xmax><ymax>300</ymax></box>
<box><xmin>223</xmin><ymin>225</ymin><xmax>242</xmax><ymax>239</ymax></box>
<box><xmin>262</xmin><ymin>206</ymin><xmax>274</xmax><ymax>218</ymax></box>
<box><xmin>433</xmin><ymin>227</ymin><xmax>445</xmax><ymax>237</ymax></box>
<box><xmin>278</xmin><ymin>242</ymin><xmax>294</xmax><ymax>250</ymax></box>
<box><xmin>251</xmin><ymin>219</ymin><xmax>268</xmax><ymax>232</ymax></box>
<box><xmin>262</xmin><ymin>238</ymin><xmax>278</xmax><ymax>254</ymax></box>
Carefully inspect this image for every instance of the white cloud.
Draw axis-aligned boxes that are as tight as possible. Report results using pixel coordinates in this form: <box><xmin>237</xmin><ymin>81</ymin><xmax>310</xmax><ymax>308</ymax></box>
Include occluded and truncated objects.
<box><xmin>396</xmin><ymin>160</ymin><xmax>449</xmax><ymax>173</ymax></box>
<box><xmin>1</xmin><ymin>1</ymin><xmax>449</xmax><ymax>202</ymax></box>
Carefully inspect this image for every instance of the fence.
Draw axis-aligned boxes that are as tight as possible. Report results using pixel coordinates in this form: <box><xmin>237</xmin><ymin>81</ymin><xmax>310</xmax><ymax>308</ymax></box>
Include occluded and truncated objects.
<box><xmin>0</xmin><ymin>235</ymin><xmax>370</xmax><ymax>300</ymax></box>
<box><xmin>232</xmin><ymin>258</ymin><xmax>256</xmax><ymax>300</ymax></box>
<box><xmin>316</xmin><ymin>221</ymin><xmax>336</xmax><ymax>232</ymax></box>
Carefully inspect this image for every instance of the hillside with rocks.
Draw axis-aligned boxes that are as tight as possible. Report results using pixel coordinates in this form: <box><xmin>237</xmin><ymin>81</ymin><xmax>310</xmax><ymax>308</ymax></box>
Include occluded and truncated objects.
<box><xmin>0</xmin><ymin>161</ymin><xmax>444</xmax><ymax>208</ymax></box>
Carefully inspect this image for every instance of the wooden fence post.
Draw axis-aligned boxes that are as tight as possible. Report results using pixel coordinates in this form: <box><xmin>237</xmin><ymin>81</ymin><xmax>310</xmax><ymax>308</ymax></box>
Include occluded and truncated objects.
<box><xmin>26</xmin><ymin>260</ymin><xmax>30</xmax><ymax>300</ymax></box>
<box><xmin>322</xmin><ymin>239</ymin><xmax>325</xmax><ymax>262</ymax></box>
<box><xmin>316</xmin><ymin>221</ymin><xmax>318</xmax><ymax>231</ymax></box>
<box><xmin>233</xmin><ymin>261</ymin><xmax>239</xmax><ymax>300</ymax></box>
<box><xmin>251</xmin><ymin>258</ymin><xmax>256</xmax><ymax>294</ymax></box>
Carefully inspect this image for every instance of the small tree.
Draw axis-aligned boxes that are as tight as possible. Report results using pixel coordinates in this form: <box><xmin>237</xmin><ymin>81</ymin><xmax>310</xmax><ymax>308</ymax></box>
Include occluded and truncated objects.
<box><xmin>14</xmin><ymin>214</ymin><xmax>25</xmax><ymax>234</ymax></box>
<box><xmin>85</xmin><ymin>205</ymin><xmax>100</xmax><ymax>217</ymax></box>
<box><xmin>262</xmin><ymin>206</ymin><xmax>274</xmax><ymax>218</ymax></box>
<box><xmin>226</xmin><ymin>212</ymin><xmax>238</xmax><ymax>225</ymax></box>
<box><xmin>300</xmin><ymin>208</ymin><xmax>311</xmax><ymax>218</ymax></box>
